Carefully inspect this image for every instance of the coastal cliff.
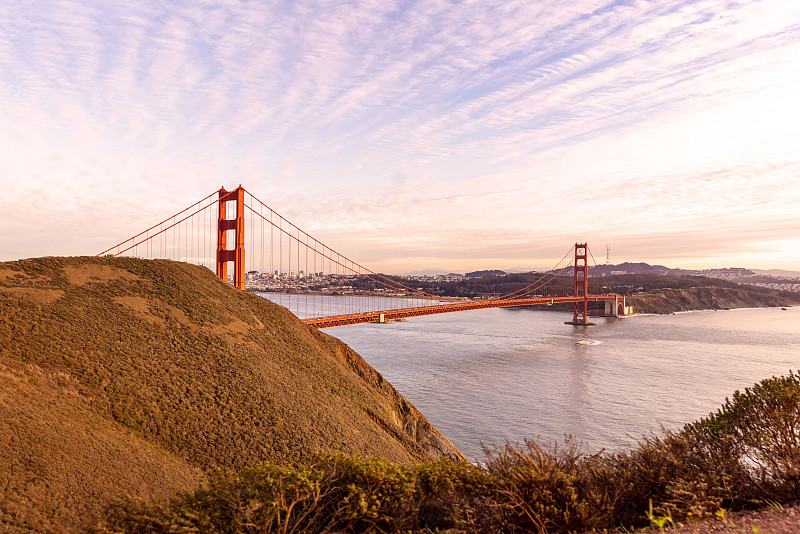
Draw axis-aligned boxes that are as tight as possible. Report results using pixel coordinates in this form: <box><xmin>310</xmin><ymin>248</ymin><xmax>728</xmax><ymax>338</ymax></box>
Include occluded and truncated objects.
<box><xmin>0</xmin><ymin>257</ymin><xmax>461</xmax><ymax>531</ymax></box>
<box><xmin>627</xmin><ymin>286</ymin><xmax>799</xmax><ymax>314</ymax></box>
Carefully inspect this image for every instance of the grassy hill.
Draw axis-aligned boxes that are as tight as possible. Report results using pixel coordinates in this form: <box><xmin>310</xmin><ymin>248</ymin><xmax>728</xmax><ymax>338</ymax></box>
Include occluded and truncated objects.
<box><xmin>0</xmin><ymin>257</ymin><xmax>461</xmax><ymax>532</ymax></box>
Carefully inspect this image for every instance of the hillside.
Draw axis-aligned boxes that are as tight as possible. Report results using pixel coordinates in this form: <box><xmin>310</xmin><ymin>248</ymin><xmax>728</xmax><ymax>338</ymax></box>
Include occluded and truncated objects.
<box><xmin>0</xmin><ymin>257</ymin><xmax>461</xmax><ymax>532</ymax></box>
<box><xmin>626</xmin><ymin>285</ymin><xmax>799</xmax><ymax>314</ymax></box>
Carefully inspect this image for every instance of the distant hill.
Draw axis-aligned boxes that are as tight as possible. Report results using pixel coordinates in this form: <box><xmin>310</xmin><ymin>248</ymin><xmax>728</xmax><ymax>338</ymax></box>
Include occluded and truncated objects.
<box><xmin>592</xmin><ymin>261</ymin><xmax>689</xmax><ymax>276</ymax></box>
<box><xmin>752</xmin><ymin>268</ymin><xmax>800</xmax><ymax>280</ymax></box>
<box><xmin>591</xmin><ymin>270</ymin><xmax>800</xmax><ymax>313</ymax></box>
<box><xmin>594</xmin><ymin>262</ymin><xmax>800</xmax><ymax>280</ymax></box>
<box><xmin>465</xmin><ymin>269</ymin><xmax>506</xmax><ymax>278</ymax></box>
<box><xmin>594</xmin><ymin>262</ymin><xmax>800</xmax><ymax>293</ymax></box>
<box><xmin>0</xmin><ymin>257</ymin><xmax>461</xmax><ymax>531</ymax></box>
<box><xmin>593</xmin><ymin>261</ymin><xmax>718</xmax><ymax>276</ymax></box>
<box><xmin>626</xmin><ymin>285</ymin><xmax>799</xmax><ymax>314</ymax></box>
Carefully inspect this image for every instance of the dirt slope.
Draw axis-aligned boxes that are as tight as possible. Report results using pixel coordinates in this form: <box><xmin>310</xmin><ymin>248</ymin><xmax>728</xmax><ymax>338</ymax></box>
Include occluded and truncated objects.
<box><xmin>0</xmin><ymin>256</ymin><xmax>461</xmax><ymax>531</ymax></box>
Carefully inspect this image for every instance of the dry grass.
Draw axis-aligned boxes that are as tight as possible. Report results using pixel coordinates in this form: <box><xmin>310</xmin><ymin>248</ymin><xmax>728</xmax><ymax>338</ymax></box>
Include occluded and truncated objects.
<box><xmin>0</xmin><ymin>285</ymin><xmax>65</xmax><ymax>305</ymax></box>
<box><xmin>0</xmin><ymin>256</ymin><xmax>461</xmax><ymax>531</ymax></box>
<box><xmin>0</xmin><ymin>362</ymin><xmax>205</xmax><ymax>532</ymax></box>
<box><xmin>63</xmin><ymin>263</ymin><xmax>140</xmax><ymax>286</ymax></box>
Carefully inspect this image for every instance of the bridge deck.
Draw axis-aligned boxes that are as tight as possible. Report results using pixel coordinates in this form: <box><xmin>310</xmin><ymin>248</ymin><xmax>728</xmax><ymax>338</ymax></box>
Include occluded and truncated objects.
<box><xmin>302</xmin><ymin>295</ymin><xmax>620</xmax><ymax>328</ymax></box>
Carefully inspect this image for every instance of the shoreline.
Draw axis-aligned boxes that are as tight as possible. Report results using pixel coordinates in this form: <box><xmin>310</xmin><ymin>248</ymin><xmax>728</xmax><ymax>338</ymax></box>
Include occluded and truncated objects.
<box><xmin>623</xmin><ymin>304</ymin><xmax>796</xmax><ymax>318</ymax></box>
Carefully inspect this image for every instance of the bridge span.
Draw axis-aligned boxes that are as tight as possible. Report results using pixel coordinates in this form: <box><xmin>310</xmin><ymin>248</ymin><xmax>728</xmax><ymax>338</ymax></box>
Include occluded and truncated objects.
<box><xmin>98</xmin><ymin>185</ymin><xmax>627</xmax><ymax>328</ymax></box>
<box><xmin>304</xmin><ymin>295</ymin><xmax>625</xmax><ymax>328</ymax></box>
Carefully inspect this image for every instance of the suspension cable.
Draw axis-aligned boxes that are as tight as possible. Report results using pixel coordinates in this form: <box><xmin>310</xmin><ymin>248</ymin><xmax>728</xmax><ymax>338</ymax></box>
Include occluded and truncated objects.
<box><xmin>97</xmin><ymin>191</ymin><xmax>218</xmax><ymax>256</ymax></box>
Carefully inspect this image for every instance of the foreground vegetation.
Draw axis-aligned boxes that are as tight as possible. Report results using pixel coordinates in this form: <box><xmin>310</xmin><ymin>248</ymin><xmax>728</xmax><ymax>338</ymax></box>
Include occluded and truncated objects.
<box><xmin>98</xmin><ymin>372</ymin><xmax>800</xmax><ymax>533</ymax></box>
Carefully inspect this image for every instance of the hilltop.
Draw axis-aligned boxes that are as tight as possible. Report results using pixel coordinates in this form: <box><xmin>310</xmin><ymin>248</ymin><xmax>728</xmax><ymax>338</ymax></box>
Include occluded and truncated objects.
<box><xmin>0</xmin><ymin>257</ymin><xmax>461</xmax><ymax>532</ymax></box>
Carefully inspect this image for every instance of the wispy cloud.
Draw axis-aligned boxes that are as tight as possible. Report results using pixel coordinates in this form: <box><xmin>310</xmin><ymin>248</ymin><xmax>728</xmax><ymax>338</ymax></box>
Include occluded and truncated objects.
<box><xmin>1</xmin><ymin>0</ymin><xmax>799</xmax><ymax>269</ymax></box>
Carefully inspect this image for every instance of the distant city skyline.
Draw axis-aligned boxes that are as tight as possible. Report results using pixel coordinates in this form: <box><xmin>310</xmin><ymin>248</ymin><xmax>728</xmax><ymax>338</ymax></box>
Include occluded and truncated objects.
<box><xmin>2</xmin><ymin>1</ymin><xmax>799</xmax><ymax>273</ymax></box>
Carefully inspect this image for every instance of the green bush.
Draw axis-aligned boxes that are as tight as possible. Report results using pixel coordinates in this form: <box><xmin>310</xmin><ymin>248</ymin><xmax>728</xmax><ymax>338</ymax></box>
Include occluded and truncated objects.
<box><xmin>414</xmin><ymin>457</ymin><xmax>492</xmax><ymax>531</ymax></box>
<box><xmin>483</xmin><ymin>437</ymin><xmax>625</xmax><ymax>533</ymax></box>
<box><xmin>682</xmin><ymin>370</ymin><xmax>800</xmax><ymax>500</ymax></box>
<box><xmin>310</xmin><ymin>453</ymin><xmax>417</xmax><ymax>533</ymax></box>
<box><xmin>610</xmin><ymin>431</ymin><xmax>739</xmax><ymax>526</ymax></box>
<box><xmin>182</xmin><ymin>464</ymin><xmax>325</xmax><ymax>533</ymax></box>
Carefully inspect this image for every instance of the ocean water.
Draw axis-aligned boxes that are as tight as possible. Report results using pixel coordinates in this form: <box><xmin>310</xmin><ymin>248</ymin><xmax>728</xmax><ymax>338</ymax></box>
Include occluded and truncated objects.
<box><xmin>325</xmin><ymin>306</ymin><xmax>800</xmax><ymax>462</ymax></box>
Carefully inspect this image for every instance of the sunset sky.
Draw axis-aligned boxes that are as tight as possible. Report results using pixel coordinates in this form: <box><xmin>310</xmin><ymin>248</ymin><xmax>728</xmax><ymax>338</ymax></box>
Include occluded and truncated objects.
<box><xmin>2</xmin><ymin>0</ymin><xmax>799</xmax><ymax>273</ymax></box>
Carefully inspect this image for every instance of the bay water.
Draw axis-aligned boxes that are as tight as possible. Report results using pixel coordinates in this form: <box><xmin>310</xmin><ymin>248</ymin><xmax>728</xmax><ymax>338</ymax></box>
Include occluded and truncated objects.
<box><xmin>322</xmin><ymin>306</ymin><xmax>800</xmax><ymax>462</ymax></box>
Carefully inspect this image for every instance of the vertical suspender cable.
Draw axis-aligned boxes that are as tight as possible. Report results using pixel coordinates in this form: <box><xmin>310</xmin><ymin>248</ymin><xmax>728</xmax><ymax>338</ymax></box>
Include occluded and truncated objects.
<box><xmin>260</xmin><ymin>202</ymin><xmax>264</xmax><ymax>285</ymax></box>
<box><xmin>191</xmin><ymin>212</ymin><xmax>194</xmax><ymax>264</ymax></box>
<box><xmin>270</xmin><ymin>210</ymin><xmax>274</xmax><ymax>283</ymax></box>
<box><xmin>296</xmin><ymin>227</ymin><xmax>300</xmax><ymax>317</ymax></box>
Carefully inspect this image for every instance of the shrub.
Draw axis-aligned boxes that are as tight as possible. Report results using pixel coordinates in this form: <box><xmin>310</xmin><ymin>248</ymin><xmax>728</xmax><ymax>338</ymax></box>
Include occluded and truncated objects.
<box><xmin>309</xmin><ymin>453</ymin><xmax>417</xmax><ymax>533</ymax></box>
<box><xmin>414</xmin><ymin>457</ymin><xmax>492</xmax><ymax>531</ymax></box>
<box><xmin>611</xmin><ymin>431</ymin><xmax>738</xmax><ymax>526</ymax></box>
<box><xmin>179</xmin><ymin>464</ymin><xmax>325</xmax><ymax>533</ymax></box>
<box><xmin>483</xmin><ymin>438</ymin><xmax>625</xmax><ymax>533</ymax></box>
<box><xmin>682</xmin><ymin>370</ymin><xmax>800</xmax><ymax>500</ymax></box>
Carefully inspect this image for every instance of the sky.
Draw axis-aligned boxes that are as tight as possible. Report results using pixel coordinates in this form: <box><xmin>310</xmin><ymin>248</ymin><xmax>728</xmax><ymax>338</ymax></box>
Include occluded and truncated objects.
<box><xmin>2</xmin><ymin>0</ymin><xmax>800</xmax><ymax>274</ymax></box>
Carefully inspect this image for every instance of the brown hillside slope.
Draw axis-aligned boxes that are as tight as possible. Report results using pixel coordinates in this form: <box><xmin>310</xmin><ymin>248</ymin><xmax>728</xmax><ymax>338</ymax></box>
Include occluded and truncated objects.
<box><xmin>627</xmin><ymin>286</ymin><xmax>799</xmax><ymax>314</ymax></box>
<box><xmin>0</xmin><ymin>257</ymin><xmax>461</xmax><ymax>531</ymax></box>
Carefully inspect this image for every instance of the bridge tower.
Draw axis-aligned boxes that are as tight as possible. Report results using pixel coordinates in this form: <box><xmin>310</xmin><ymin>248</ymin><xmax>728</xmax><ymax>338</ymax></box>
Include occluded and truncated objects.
<box><xmin>569</xmin><ymin>242</ymin><xmax>593</xmax><ymax>325</ymax></box>
<box><xmin>216</xmin><ymin>186</ymin><xmax>245</xmax><ymax>290</ymax></box>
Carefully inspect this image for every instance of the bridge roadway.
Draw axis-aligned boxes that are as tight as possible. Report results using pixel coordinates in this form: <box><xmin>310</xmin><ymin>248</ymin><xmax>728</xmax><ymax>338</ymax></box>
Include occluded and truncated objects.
<box><xmin>302</xmin><ymin>295</ymin><xmax>620</xmax><ymax>328</ymax></box>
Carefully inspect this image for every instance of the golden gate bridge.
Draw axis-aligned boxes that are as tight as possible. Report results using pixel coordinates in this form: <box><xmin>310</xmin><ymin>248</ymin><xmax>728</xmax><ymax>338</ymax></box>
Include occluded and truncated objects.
<box><xmin>97</xmin><ymin>186</ymin><xmax>627</xmax><ymax>328</ymax></box>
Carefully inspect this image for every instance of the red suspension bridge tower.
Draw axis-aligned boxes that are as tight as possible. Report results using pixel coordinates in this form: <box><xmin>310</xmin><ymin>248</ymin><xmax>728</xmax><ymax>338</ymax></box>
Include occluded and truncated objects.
<box><xmin>566</xmin><ymin>242</ymin><xmax>595</xmax><ymax>326</ymax></box>
<box><xmin>216</xmin><ymin>186</ymin><xmax>245</xmax><ymax>291</ymax></box>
